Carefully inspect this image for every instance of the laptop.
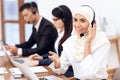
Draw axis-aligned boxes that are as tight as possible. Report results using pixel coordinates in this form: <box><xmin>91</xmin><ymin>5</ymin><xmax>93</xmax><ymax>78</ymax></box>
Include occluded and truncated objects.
<box><xmin>11</xmin><ymin>56</ymin><xmax>30</xmax><ymax>64</ymax></box>
<box><xmin>1</xmin><ymin>44</ymin><xmax>30</xmax><ymax>64</ymax></box>
<box><xmin>12</xmin><ymin>60</ymin><xmax>46</xmax><ymax>80</ymax></box>
<box><xmin>2</xmin><ymin>45</ymin><xmax>14</xmax><ymax>63</ymax></box>
<box><xmin>12</xmin><ymin>61</ymin><xmax>62</xmax><ymax>80</ymax></box>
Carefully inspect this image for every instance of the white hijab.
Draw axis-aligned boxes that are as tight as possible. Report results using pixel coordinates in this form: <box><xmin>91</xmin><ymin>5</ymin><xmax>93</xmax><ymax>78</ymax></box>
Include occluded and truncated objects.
<box><xmin>71</xmin><ymin>6</ymin><xmax>109</xmax><ymax>61</ymax></box>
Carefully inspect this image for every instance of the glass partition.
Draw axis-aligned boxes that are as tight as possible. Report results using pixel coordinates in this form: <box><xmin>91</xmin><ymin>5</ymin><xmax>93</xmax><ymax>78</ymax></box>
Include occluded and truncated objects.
<box><xmin>5</xmin><ymin>23</ymin><xmax>20</xmax><ymax>45</ymax></box>
<box><xmin>3</xmin><ymin>0</ymin><xmax>18</xmax><ymax>20</ymax></box>
<box><xmin>25</xmin><ymin>24</ymin><xmax>32</xmax><ymax>41</ymax></box>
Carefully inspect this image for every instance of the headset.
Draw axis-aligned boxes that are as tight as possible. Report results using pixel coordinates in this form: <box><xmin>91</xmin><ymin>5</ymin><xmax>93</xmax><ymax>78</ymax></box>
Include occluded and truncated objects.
<box><xmin>27</xmin><ymin>2</ymin><xmax>36</xmax><ymax>23</ymax></box>
<box><xmin>58</xmin><ymin>6</ymin><xmax>65</xmax><ymax>22</ymax></box>
<box><xmin>81</xmin><ymin>5</ymin><xmax>96</xmax><ymax>27</ymax></box>
<box><xmin>80</xmin><ymin>5</ymin><xmax>96</xmax><ymax>37</ymax></box>
<box><xmin>30</xmin><ymin>2</ymin><xmax>36</xmax><ymax>14</ymax></box>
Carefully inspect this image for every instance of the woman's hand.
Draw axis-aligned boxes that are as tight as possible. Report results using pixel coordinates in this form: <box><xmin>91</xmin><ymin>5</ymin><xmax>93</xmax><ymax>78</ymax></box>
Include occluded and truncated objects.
<box><xmin>83</xmin><ymin>24</ymin><xmax>96</xmax><ymax>58</ymax></box>
<box><xmin>48</xmin><ymin>51</ymin><xmax>60</xmax><ymax>68</ymax></box>
<box><xmin>29</xmin><ymin>54</ymin><xmax>43</xmax><ymax>60</ymax></box>
<box><xmin>86</xmin><ymin>24</ymin><xmax>96</xmax><ymax>43</ymax></box>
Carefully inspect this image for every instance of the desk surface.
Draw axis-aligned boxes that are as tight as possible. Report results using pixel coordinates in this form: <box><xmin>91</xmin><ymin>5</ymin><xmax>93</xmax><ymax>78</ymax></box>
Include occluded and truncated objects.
<box><xmin>0</xmin><ymin>55</ymin><xmax>72</xmax><ymax>80</ymax></box>
<box><xmin>108</xmin><ymin>35</ymin><xmax>120</xmax><ymax>42</ymax></box>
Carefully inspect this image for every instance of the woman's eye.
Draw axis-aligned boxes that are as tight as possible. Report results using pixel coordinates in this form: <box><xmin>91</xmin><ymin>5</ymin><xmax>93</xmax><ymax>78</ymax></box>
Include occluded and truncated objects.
<box><xmin>74</xmin><ymin>18</ymin><xmax>77</xmax><ymax>22</ymax></box>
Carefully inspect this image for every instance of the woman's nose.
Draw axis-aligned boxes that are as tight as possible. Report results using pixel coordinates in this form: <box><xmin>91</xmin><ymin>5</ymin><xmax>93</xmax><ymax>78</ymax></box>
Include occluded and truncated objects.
<box><xmin>76</xmin><ymin>22</ymin><xmax>81</xmax><ymax>27</ymax></box>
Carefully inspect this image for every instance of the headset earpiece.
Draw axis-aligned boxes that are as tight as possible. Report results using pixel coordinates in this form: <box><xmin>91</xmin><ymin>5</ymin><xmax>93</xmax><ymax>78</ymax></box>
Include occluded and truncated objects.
<box><xmin>32</xmin><ymin>8</ymin><xmax>36</xmax><ymax>14</ymax></box>
<box><xmin>91</xmin><ymin>19</ymin><xmax>96</xmax><ymax>27</ymax></box>
<box><xmin>31</xmin><ymin>3</ymin><xmax>36</xmax><ymax>14</ymax></box>
<box><xmin>91</xmin><ymin>8</ymin><xmax>96</xmax><ymax>27</ymax></box>
<box><xmin>80</xmin><ymin>5</ymin><xmax>96</xmax><ymax>37</ymax></box>
<box><xmin>58</xmin><ymin>6</ymin><xmax>65</xmax><ymax>22</ymax></box>
<box><xmin>81</xmin><ymin>5</ymin><xmax>96</xmax><ymax>27</ymax></box>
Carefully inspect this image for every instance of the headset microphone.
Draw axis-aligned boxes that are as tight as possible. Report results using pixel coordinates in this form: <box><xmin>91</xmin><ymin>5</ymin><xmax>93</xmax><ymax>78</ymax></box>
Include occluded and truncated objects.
<box><xmin>80</xmin><ymin>33</ymin><xmax>84</xmax><ymax>37</ymax></box>
<box><xmin>27</xmin><ymin>21</ymin><xmax>30</xmax><ymax>24</ymax></box>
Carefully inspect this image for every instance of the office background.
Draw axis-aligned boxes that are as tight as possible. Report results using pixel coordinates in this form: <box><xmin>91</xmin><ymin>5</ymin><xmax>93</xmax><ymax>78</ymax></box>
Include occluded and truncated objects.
<box><xmin>0</xmin><ymin>0</ymin><xmax>120</xmax><ymax>69</ymax></box>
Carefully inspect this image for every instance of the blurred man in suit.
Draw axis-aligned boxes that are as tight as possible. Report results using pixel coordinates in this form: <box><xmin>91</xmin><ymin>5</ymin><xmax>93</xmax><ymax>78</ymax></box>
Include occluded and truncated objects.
<box><xmin>6</xmin><ymin>2</ymin><xmax>58</xmax><ymax>57</ymax></box>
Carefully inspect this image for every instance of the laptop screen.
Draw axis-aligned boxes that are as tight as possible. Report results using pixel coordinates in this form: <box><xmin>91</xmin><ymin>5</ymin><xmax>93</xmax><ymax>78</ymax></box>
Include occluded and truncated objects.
<box><xmin>12</xmin><ymin>61</ymin><xmax>39</xmax><ymax>80</ymax></box>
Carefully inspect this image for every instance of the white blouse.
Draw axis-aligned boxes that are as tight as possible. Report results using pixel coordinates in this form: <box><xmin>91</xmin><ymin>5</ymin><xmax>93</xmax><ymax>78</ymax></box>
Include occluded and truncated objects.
<box><xmin>50</xmin><ymin>31</ymin><xmax>111</xmax><ymax>80</ymax></box>
<box><xmin>54</xmin><ymin>30</ymin><xmax>64</xmax><ymax>54</ymax></box>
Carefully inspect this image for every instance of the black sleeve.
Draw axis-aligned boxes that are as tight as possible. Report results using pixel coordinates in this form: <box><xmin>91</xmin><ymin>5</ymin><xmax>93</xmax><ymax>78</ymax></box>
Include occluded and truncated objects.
<box><xmin>38</xmin><ymin>59</ymin><xmax>52</xmax><ymax>66</ymax></box>
<box><xmin>15</xmin><ymin>32</ymin><xmax>35</xmax><ymax>48</ymax></box>
<box><xmin>42</xmin><ymin>53</ymin><xmax>50</xmax><ymax>59</ymax></box>
<box><xmin>22</xmin><ymin>25</ymin><xmax>57</xmax><ymax>56</ymax></box>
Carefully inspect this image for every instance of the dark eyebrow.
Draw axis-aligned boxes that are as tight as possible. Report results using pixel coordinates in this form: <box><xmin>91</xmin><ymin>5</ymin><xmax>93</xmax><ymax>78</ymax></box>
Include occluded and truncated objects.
<box><xmin>52</xmin><ymin>18</ymin><xmax>60</xmax><ymax>21</ymax></box>
<box><xmin>80</xmin><ymin>18</ymin><xmax>86</xmax><ymax>20</ymax></box>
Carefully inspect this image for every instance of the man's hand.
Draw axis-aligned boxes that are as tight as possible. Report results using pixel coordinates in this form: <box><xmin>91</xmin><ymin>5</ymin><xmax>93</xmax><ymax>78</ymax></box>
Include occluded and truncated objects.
<box><xmin>5</xmin><ymin>45</ymin><xmax>18</xmax><ymax>55</ymax></box>
<box><xmin>48</xmin><ymin>51</ymin><xmax>60</xmax><ymax>68</ymax></box>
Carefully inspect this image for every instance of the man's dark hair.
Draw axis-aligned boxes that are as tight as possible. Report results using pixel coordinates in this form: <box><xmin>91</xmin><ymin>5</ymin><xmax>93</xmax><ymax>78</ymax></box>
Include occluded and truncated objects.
<box><xmin>19</xmin><ymin>2</ymin><xmax>38</xmax><ymax>12</ymax></box>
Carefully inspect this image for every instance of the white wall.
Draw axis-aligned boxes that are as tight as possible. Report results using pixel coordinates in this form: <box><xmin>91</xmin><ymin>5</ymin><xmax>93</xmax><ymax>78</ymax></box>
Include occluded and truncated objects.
<box><xmin>1</xmin><ymin>0</ymin><xmax>120</xmax><ymax>40</ymax></box>
<box><xmin>0</xmin><ymin>2</ymin><xmax>2</xmax><ymax>40</ymax></box>
<box><xmin>38</xmin><ymin>0</ymin><xmax>120</xmax><ymax>36</ymax></box>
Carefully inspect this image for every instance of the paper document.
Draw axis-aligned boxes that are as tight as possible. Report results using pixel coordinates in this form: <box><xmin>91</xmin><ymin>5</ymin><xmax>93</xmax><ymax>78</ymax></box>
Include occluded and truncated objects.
<box><xmin>0</xmin><ymin>76</ymin><xmax>5</xmax><ymax>80</ymax></box>
<box><xmin>30</xmin><ymin>66</ymin><xmax>48</xmax><ymax>73</ymax></box>
<box><xmin>0</xmin><ymin>51</ymin><xmax>5</xmax><ymax>56</ymax></box>
<box><xmin>0</xmin><ymin>67</ymin><xmax>8</xmax><ymax>74</ymax></box>
<box><xmin>10</xmin><ymin>66</ymin><xmax>48</xmax><ymax>75</ymax></box>
<box><xmin>45</xmin><ymin>75</ymin><xmax>62</xmax><ymax>80</ymax></box>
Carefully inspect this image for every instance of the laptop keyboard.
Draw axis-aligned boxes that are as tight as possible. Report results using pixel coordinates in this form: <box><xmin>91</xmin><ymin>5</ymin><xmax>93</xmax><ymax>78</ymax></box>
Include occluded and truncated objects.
<box><xmin>14</xmin><ymin>59</ymin><xmax>24</xmax><ymax>64</ymax></box>
<box><xmin>13</xmin><ymin>58</ymin><xmax>30</xmax><ymax>64</ymax></box>
<box><xmin>39</xmin><ymin>78</ymin><xmax>48</xmax><ymax>80</ymax></box>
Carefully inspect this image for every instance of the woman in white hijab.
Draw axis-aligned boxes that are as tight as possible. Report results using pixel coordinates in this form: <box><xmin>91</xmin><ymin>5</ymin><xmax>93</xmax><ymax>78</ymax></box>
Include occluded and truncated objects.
<box><xmin>49</xmin><ymin>5</ymin><xmax>111</xmax><ymax>80</ymax></box>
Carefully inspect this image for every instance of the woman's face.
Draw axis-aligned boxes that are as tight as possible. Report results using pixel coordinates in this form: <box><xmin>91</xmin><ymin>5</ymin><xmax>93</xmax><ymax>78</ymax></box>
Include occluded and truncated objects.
<box><xmin>73</xmin><ymin>13</ymin><xmax>89</xmax><ymax>35</ymax></box>
<box><xmin>52</xmin><ymin>16</ymin><xmax>64</xmax><ymax>30</ymax></box>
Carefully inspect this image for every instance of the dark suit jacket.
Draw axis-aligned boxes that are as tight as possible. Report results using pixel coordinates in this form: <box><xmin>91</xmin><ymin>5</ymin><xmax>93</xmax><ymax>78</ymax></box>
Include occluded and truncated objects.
<box><xmin>16</xmin><ymin>17</ymin><xmax>58</xmax><ymax>56</ymax></box>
